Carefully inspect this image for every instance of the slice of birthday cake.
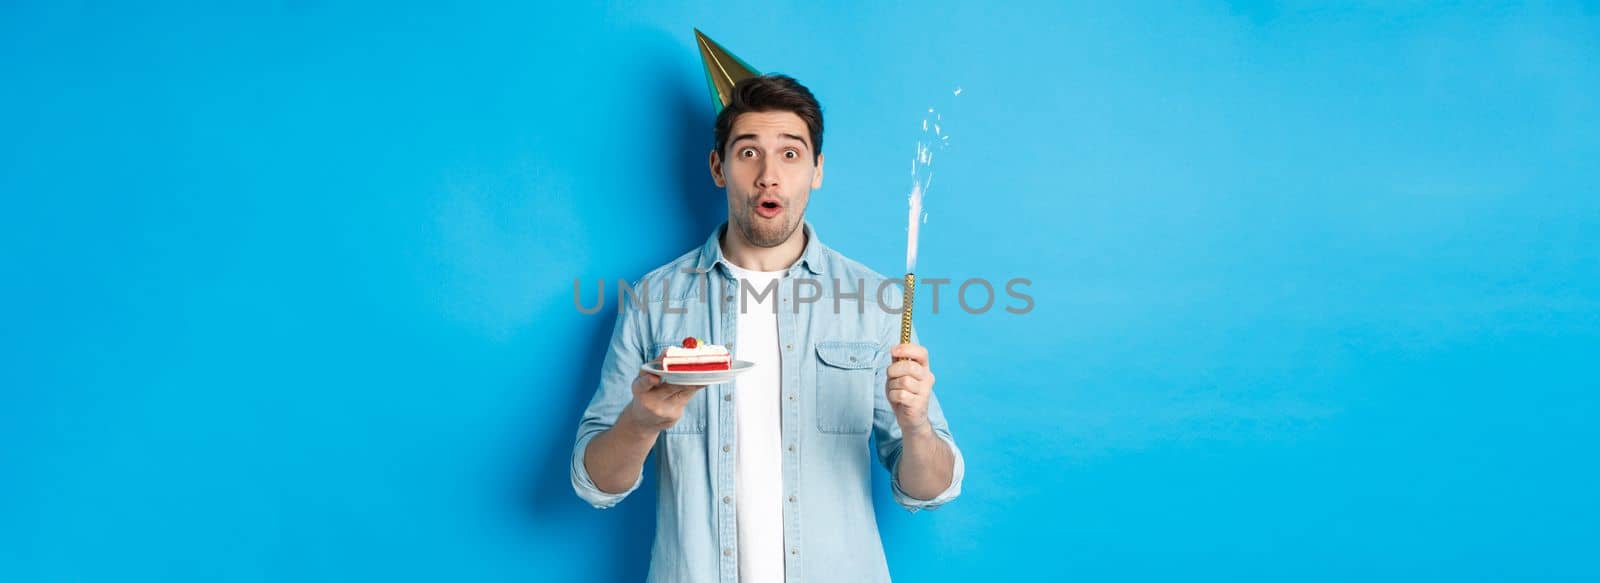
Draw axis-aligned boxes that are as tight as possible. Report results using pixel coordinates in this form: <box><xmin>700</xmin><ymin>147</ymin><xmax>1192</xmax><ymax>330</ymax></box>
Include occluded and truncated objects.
<box><xmin>662</xmin><ymin>337</ymin><xmax>731</xmax><ymax>371</ymax></box>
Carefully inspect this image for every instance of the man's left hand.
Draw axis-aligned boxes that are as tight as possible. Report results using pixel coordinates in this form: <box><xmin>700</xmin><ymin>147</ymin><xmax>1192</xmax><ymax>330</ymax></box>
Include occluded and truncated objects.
<box><xmin>886</xmin><ymin>343</ymin><xmax>936</xmax><ymax>435</ymax></box>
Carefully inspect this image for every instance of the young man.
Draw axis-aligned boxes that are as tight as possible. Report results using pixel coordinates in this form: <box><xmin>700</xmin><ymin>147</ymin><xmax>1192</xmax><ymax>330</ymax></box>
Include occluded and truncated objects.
<box><xmin>571</xmin><ymin>74</ymin><xmax>964</xmax><ymax>583</ymax></box>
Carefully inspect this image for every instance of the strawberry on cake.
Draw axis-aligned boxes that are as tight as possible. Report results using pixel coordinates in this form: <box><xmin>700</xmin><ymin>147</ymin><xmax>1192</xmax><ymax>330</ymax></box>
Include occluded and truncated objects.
<box><xmin>661</xmin><ymin>337</ymin><xmax>731</xmax><ymax>371</ymax></box>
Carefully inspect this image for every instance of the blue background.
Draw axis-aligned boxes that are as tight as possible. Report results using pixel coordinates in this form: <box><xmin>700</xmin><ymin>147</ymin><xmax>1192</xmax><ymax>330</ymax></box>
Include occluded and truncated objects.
<box><xmin>4</xmin><ymin>2</ymin><xmax>1598</xmax><ymax>581</ymax></box>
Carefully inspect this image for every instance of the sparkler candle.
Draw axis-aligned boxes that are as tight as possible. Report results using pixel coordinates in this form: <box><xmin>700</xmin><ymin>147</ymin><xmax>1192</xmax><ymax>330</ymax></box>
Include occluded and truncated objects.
<box><xmin>901</xmin><ymin>180</ymin><xmax>922</xmax><ymax>346</ymax></box>
<box><xmin>901</xmin><ymin>95</ymin><xmax>952</xmax><ymax>352</ymax></box>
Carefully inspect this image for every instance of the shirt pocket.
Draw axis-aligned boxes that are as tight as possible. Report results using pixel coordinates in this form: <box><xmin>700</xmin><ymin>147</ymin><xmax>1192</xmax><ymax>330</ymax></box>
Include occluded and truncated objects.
<box><xmin>814</xmin><ymin>341</ymin><xmax>880</xmax><ymax>434</ymax></box>
<box><xmin>652</xmin><ymin>340</ymin><xmax>707</xmax><ymax>434</ymax></box>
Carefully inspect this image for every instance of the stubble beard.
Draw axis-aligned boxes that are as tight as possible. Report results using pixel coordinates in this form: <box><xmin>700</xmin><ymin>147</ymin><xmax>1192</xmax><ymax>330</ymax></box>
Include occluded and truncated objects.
<box><xmin>735</xmin><ymin>200</ymin><xmax>802</xmax><ymax>248</ymax></box>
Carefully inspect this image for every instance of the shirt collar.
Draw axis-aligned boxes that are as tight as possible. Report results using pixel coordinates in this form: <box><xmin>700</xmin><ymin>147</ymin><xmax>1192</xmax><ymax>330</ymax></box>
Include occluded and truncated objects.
<box><xmin>696</xmin><ymin>220</ymin><xmax>828</xmax><ymax>276</ymax></box>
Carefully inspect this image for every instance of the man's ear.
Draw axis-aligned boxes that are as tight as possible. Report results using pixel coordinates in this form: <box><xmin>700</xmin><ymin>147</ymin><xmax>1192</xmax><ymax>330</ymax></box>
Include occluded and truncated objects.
<box><xmin>811</xmin><ymin>153</ymin><xmax>825</xmax><ymax>189</ymax></box>
<box><xmin>709</xmin><ymin>149</ymin><xmax>726</xmax><ymax>188</ymax></box>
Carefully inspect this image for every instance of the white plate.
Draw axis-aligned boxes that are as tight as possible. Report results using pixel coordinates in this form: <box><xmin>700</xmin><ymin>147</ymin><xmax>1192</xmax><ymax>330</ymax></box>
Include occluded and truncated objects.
<box><xmin>641</xmin><ymin>359</ymin><xmax>756</xmax><ymax>386</ymax></box>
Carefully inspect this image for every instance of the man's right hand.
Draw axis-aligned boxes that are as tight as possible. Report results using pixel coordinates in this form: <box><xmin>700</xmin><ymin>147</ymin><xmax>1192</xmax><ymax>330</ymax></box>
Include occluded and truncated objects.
<box><xmin>623</xmin><ymin>352</ymin><xmax>707</xmax><ymax>432</ymax></box>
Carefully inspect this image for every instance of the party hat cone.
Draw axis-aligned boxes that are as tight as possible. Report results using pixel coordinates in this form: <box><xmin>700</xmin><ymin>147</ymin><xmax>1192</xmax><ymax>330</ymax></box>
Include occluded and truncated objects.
<box><xmin>695</xmin><ymin>28</ymin><xmax>761</xmax><ymax>114</ymax></box>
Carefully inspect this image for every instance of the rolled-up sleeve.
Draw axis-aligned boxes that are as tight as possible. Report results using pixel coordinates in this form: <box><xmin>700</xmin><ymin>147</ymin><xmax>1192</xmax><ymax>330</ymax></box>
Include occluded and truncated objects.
<box><xmin>875</xmin><ymin>409</ymin><xmax>966</xmax><ymax>512</ymax></box>
<box><xmin>571</xmin><ymin>431</ymin><xmax>644</xmax><ymax>509</ymax></box>
<box><xmin>570</xmin><ymin>283</ymin><xmax>651</xmax><ymax>509</ymax></box>
<box><xmin>873</xmin><ymin>323</ymin><xmax>966</xmax><ymax>513</ymax></box>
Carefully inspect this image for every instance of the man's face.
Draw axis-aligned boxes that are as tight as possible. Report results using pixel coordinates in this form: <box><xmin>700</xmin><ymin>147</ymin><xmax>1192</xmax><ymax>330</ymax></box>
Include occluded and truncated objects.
<box><xmin>710</xmin><ymin>111</ymin><xmax>824</xmax><ymax>248</ymax></box>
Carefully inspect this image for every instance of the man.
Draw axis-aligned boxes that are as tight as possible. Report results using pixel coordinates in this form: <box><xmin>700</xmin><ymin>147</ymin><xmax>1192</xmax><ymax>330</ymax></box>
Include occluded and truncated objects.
<box><xmin>571</xmin><ymin>74</ymin><xmax>964</xmax><ymax>583</ymax></box>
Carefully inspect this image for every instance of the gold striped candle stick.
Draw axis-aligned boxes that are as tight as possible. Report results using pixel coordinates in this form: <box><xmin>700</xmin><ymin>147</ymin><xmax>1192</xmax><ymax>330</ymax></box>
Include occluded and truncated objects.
<box><xmin>898</xmin><ymin>273</ymin><xmax>915</xmax><ymax>358</ymax></box>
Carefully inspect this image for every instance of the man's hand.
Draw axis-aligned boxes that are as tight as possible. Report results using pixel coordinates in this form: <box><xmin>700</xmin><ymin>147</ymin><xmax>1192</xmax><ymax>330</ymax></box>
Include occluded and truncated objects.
<box><xmin>624</xmin><ymin>351</ymin><xmax>708</xmax><ymax>432</ymax></box>
<box><xmin>886</xmin><ymin>343</ymin><xmax>936</xmax><ymax>435</ymax></box>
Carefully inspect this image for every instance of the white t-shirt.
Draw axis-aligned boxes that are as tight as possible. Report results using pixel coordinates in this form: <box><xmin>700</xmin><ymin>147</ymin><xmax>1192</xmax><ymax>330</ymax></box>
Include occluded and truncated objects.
<box><xmin>726</xmin><ymin>263</ymin><xmax>785</xmax><ymax>583</ymax></box>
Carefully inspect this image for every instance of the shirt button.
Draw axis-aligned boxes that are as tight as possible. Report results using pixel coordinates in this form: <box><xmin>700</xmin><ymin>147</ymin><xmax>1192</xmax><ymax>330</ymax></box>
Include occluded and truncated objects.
<box><xmin>723</xmin><ymin>393</ymin><xmax>732</xmax><ymax>401</ymax></box>
<box><xmin>788</xmin><ymin>495</ymin><xmax>797</xmax><ymax>503</ymax></box>
<box><xmin>787</xmin><ymin>394</ymin><xmax>795</xmax><ymax>401</ymax></box>
<box><xmin>791</xmin><ymin>548</ymin><xmax>799</xmax><ymax>556</ymax></box>
<box><xmin>788</xmin><ymin>444</ymin><xmax>796</xmax><ymax>452</ymax></box>
<box><xmin>723</xmin><ymin>496</ymin><xmax>732</xmax><ymax>504</ymax></box>
<box><xmin>785</xmin><ymin>344</ymin><xmax>793</xmax><ymax>351</ymax></box>
<box><xmin>722</xmin><ymin>444</ymin><xmax>731</xmax><ymax>453</ymax></box>
<box><xmin>724</xmin><ymin>548</ymin><xmax>734</xmax><ymax>557</ymax></box>
<box><xmin>724</xmin><ymin>295</ymin><xmax>734</xmax><ymax>303</ymax></box>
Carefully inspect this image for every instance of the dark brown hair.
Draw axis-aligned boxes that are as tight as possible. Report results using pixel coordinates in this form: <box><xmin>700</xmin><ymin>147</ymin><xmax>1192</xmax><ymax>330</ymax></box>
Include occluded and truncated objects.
<box><xmin>713</xmin><ymin>74</ymin><xmax>823</xmax><ymax>163</ymax></box>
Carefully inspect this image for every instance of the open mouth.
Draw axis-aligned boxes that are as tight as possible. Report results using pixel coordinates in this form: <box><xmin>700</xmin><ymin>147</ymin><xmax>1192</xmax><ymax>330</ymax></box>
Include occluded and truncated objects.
<box><xmin>755</xmin><ymin>198</ymin><xmax>783</xmax><ymax>218</ymax></box>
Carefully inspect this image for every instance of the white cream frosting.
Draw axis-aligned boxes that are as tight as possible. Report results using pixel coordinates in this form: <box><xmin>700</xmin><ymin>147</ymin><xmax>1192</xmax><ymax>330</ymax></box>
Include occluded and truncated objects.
<box><xmin>664</xmin><ymin>344</ymin><xmax>730</xmax><ymax>358</ymax></box>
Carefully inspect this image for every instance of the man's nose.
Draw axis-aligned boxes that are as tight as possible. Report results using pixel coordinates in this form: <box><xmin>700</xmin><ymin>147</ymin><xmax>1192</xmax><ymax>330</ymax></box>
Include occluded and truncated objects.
<box><xmin>756</xmin><ymin>158</ymin><xmax>780</xmax><ymax>189</ymax></box>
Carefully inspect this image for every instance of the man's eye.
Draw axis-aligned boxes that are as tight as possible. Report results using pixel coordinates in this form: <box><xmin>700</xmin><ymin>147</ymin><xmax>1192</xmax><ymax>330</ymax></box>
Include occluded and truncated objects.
<box><xmin>784</xmin><ymin>150</ymin><xmax>798</xmax><ymax>159</ymax></box>
<box><xmin>740</xmin><ymin>148</ymin><xmax>757</xmax><ymax>158</ymax></box>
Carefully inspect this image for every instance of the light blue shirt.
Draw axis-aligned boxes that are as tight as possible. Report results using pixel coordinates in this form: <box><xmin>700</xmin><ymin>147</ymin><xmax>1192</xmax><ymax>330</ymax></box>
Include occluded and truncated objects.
<box><xmin>571</xmin><ymin>222</ymin><xmax>966</xmax><ymax>582</ymax></box>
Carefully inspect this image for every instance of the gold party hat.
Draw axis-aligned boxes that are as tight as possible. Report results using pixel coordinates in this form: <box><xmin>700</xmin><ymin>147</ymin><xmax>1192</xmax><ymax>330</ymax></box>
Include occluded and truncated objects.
<box><xmin>695</xmin><ymin>28</ymin><xmax>761</xmax><ymax>114</ymax></box>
